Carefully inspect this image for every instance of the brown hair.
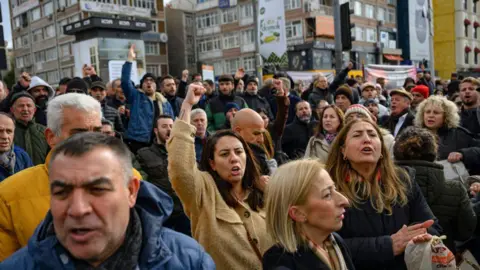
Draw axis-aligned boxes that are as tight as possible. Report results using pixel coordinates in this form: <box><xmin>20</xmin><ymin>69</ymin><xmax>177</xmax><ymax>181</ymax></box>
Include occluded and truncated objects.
<box><xmin>460</xmin><ymin>77</ymin><xmax>480</xmax><ymax>86</ymax></box>
<box><xmin>200</xmin><ymin>130</ymin><xmax>263</xmax><ymax>210</ymax></box>
<box><xmin>315</xmin><ymin>105</ymin><xmax>345</xmax><ymax>138</ymax></box>
<box><xmin>325</xmin><ymin>119</ymin><xmax>410</xmax><ymax>214</ymax></box>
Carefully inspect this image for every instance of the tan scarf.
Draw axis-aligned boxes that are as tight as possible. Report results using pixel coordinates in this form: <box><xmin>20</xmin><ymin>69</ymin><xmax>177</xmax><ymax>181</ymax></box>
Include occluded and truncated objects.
<box><xmin>302</xmin><ymin>233</ymin><xmax>348</xmax><ymax>270</ymax></box>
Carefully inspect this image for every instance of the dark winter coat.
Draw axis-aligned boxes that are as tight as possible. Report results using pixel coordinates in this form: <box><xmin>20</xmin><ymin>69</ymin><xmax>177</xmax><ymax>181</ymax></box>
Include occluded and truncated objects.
<box><xmin>248</xmin><ymin>143</ymin><xmax>277</xmax><ymax>176</ymax></box>
<box><xmin>0</xmin><ymin>181</ymin><xmax>215</xmax><ymax>269</ymax></box>
<box><xmin>166</xmin><ymin>95</ymin><xmax>184</xmax><ymax>118</ymax></box>
<box><xmin>282</xmin><ymin>117</ymin><xmax>318</xmax><ymax>159</ymax></box>
<box><xmin>206</xmin><ymin>93</ymin><xmax>248</xmax><ymax>132</ymax></box>
<box><xmin>460</xmin><ymin>107</ymin><xmax>480</xmax><ymax>136</ymax></box>
<box><xmin>305</xmin><ymin>66</ymin><xmax>350</xmax><ymax>108</ymax></box>
<box><xmin>102</xmin><ymin>102</ymin><xmax>124</xmax><ymax>132</ymax></box>
<box><xmin>241</xmin><ymin>92</ymin><xmax>274</xmax><ymax>120</ymax></box>
<box><xmin>379</xmin><ymin>110</ymin><xmax>415</xmax><ymax>137</ymax></box>
<box><xmin>396</xmin><ymin>160</ymin><xmax>476</xmax><ymax>252</ymax></box>
<box><xmin>271</xmin><ymin>94</ymin><xmax>301</xmax><ymax>124</ymax></box>
<box><xmin>13</xmin><ymin>120</ymin><xmax>49</xmax><ymax>165</ymax></box>
<box><xmin>262</xmin><ymin>233</ymin><xmax>356</xmax><ymax>270</ymax></box>
<box><xmin>436</xmin><ymin>126</ymin><xmax>480</xmax><ymax>175</ymax></box>
<box><xmin>194</xmin><ymin>133</ymin><xmax>209</xmax><ymax>163</ymax></box>
<box><xmin>0</xmin><ymin>146</ymin><xmax>33</xmax><ymax>181</ymax></box>
<box><xmin>337</xmin><ymin>169</ymin><xmax>442</xmax><ymax>270</ymax></box>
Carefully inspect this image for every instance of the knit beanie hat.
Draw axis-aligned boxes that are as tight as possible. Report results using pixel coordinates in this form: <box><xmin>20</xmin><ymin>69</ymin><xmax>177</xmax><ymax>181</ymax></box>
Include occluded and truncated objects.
<box><xmin>66</xmin><ymin>77</ymin><xmax>89</xmax><ymax>94</ymax></box>
<box><xmin>246</xmin><ymin>76</ymin><xmax>258</xmax><ymax>86</ymax></box>
<box><xmin>224</xmin><ymin>102</ymin><xmax>240</xmax><ymax>115</ymax></box>
<box><xmin>344</xmin><ymin>104</ymin><xmax>373</xmax><ymax>122</ymax></box>
<box><xmin>411</xmin><ymin>85</ymin><xmax>430</xmax><ymax>99</ymax></box>
<box><xmin>334</xmin><ymin>85</ymin><xmax>354</xmax><ymax>104</ymax></box>
<box><xmin>10</xmin><ymin>91</ymin><xmax>35</xmax><ymax>107</ymax></box>
<box><xmin>140</xmin><ymin>73</ymin><xmax>156</xmax><ymax>87</ymax></box>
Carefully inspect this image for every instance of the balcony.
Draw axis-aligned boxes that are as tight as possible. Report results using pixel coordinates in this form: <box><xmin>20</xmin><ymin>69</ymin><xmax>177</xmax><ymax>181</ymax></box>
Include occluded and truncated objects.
<box><xmin>197</xmin><ymin>26</ymin><xmax>221</xmax><ymax>37</ymax></box>
<box><xmin>240</xmin><ymin>17</ymin><xmax>254</xmax><ymax>26</ymax></box>
<box><xmin>241</xmin><ymin>43</ymin><xmax>255</xmax><ymax>53</ymax></box>
<box><xmin>304</xmin><ymin>0</ymin><xmax>333</xmax><ymax>17</ymax></box>
<box><xmin>198</xmin><ymin>50</ymin><xmax>223</xmax><ymax>61</ymax></box>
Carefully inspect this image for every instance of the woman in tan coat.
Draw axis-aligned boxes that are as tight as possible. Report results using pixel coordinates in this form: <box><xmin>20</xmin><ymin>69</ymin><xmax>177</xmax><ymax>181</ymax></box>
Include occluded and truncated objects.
<box><xmin>304</xmin><ymin>105</ymin><xmax>344</xmax><ymax>163</ymax></box>
<box><xmin>167</xmin><ymin>83</ymin><xmax>274</xmax><ymax>269</ymax></box>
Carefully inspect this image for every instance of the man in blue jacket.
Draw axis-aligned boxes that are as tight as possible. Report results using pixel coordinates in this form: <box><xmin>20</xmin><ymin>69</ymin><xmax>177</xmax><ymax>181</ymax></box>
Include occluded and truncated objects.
<box><xmin>0</xmin><ymin>132</ymin><xmax>214</xmax><ymax>269</ymax></box>
<box><xmin>121</xmin><ymin>44</ymin><xmax>174</xmax><ymax>153</ymax></box>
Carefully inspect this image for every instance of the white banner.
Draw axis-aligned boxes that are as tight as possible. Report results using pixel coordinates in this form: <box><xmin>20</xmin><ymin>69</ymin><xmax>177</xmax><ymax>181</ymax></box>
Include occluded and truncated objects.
<box><xmin>408</xmin><ymin>0</ymin><xmax>430</xmax><ymax>61</ymax></box>
<box><xmin>80</xmin><ymin>0</ymin><xmax>152</xmax><ymax>18</ymax></box>
<box><xmin>286</xmin><ymin>71</ymin><xmax>335</xmax><ymax>89</ymax></box>
<box><xmin>364</xmin><ymin>65</ymin><xmax>417</xmax><ymax>88</ymax></box>
<box><xmin>258</xmin><ymin>0</ymin><xmax>287</xmax><ymax>65</ymax></box>
<box><xmin>108</xmin><ymin>60</ymin><xmax>141</xmax><ymax>86</ymax></box>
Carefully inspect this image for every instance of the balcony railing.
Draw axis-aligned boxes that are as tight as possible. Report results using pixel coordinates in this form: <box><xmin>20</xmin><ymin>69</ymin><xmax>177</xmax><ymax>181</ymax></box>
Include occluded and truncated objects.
<box><xmin>304</xmin><ymin>0</ymin><xmax>333</xmax><ymax>16</ymax></box>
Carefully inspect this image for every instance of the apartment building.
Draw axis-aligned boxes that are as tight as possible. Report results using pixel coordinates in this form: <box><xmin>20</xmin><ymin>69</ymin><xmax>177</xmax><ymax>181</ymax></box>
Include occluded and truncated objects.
<box><xmin>9</xmin><ymin>0</ymin><xmax>168</xmax><ymax>86</ymax></box>
<box><xmin>433</xmin><ymin>0</ymin><xmax>480</xmax><ymax>78</ymax></box>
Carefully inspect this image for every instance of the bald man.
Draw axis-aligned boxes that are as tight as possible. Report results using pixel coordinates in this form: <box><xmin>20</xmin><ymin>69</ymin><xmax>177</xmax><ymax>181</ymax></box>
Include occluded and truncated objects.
<box><xmin>232</xmin><ymin>109</ymin><xmax>277</xmax><ymax>187</ymax></box>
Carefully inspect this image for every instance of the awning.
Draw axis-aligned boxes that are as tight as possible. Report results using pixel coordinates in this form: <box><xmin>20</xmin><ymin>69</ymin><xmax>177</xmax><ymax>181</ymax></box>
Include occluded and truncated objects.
<box><xmin>384</xmin><ymin>54</ymin><xmax>403</xmax><ymax>61</ymax></box>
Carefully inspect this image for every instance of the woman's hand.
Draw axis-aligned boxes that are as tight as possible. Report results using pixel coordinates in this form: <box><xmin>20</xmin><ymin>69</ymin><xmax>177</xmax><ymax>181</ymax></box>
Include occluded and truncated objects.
<box><xmin>391</xmin><ymin>220</ymin><xmax>434</xmax><ymax>256</ymax></box>
<box><xmin>447</xmin><ymin>152</ymin><xmax>463</xmax><ymax>163</ymax></box>
<box><xmin>409</xmin><ymin>233</ymin><xmax>433</xmax><ymax>244</ymax></box>
<box><xmin>470</xmin><ymin>182</ymin><xmax>480</xmax><ymax>196</ymax></box>
<box><xmin>255</xmin><ymin>175</ymin><xmax>269</xmax><ymax>192</ymax></box>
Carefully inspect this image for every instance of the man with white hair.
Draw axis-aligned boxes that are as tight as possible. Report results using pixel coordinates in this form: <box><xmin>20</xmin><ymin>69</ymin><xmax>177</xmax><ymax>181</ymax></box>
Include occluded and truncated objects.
<box><xmin>190</xmin><ymin>108</ymin><xmax>209</xmax><ymax>162</ymax></box>
<box><xmin>0</xmin><ymin>93</ymin><xmax>143</xmax><ymax>260</ymax></box>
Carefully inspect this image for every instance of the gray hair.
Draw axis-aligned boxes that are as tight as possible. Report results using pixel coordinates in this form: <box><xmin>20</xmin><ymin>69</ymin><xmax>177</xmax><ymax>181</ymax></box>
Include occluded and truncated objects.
<box><xmin>191</xmin><ymin>108</ymin><xmax>207</xmax><ymax>122</ymax></box>
<box><xmin>264</xmin><ymin>78</ymin><xmax>274</xmax><ymax>87</ymax></box>
<box><xmin>47</xmin><ymin>93</ymin><xmax>102</xmax><ymax>136</ymax></box>
<box><xmin>49</xmin><ymin>132</ymin><xmax>133</xmax><ymax>184</ymax></box>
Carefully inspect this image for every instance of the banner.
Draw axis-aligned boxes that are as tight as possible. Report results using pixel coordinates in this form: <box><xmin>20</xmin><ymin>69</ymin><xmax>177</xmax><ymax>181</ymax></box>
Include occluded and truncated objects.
<box><xmin>258</xmin><ymin>0</ymin><xmax>287</xmax><ymax>67</ymax></box>
<box><xmin>202</xmin><ymin>65</ymin><xmax>215</xmax><ymax>81</ymax></box>
<box><xmin>408</xmin><ymin>0</ymin><xmax>430</xmax><ymax>61</ymax></box>
<box><xmin>80</xmin><ymin>0</ymin><xmax>151</xmax><ymax>18</ymax></box>
<box><xmin>364</xmin><ymin>65</ymin><xmax>416</xmax><ymax>88</ymax></box>
<box><xmin>286</xmin><ymin>71</ymin><xmax>335</xmax><ymax>90</ymax></box>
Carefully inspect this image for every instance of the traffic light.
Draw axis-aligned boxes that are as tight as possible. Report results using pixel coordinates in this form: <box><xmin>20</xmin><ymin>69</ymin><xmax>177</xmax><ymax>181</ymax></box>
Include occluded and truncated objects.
<box><xmin>340</xmin><ymin>2</ymin><xmax>355</xmax><ymax>51</ymax></box>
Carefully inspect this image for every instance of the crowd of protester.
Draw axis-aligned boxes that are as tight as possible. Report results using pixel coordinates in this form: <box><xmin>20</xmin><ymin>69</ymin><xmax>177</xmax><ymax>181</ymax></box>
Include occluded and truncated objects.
<box><xmin>0</xmin><ymin>44</ymin><xmax>478</xmax><ymax>269</ymax></box>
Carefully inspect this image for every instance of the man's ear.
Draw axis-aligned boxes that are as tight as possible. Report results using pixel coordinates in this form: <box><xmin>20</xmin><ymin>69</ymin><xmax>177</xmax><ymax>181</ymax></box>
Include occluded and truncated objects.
<box><xmin>127</xmin><ymin>177</ymin><xmax>141</xmax><ymax>208</ymax></box>
<box><xmin>45</xmin><ymin>128</ymin><xmax>57</xmax><ymax>149</ymax></box>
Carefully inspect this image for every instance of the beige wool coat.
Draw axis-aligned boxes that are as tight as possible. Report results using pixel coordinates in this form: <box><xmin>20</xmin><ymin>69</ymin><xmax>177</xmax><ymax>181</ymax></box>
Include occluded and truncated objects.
<box><xmin>167</xmin><ymin>120</ymin><xmax>274</xmax><ymax>270</ymax></box>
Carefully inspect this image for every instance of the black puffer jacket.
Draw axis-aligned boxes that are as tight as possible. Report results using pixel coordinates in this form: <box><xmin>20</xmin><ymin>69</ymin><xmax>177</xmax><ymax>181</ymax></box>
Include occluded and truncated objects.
<box><xmin>436</xmin><ymin>126</ymin><xmax>480</xmax><ymax>175</ymax></box>
<box><xmin>241</xmin><ymin>92</ymin><xmax>274</xmax><ymax>120</ymax></box>
<box><xmin>396</xmin><ymin>160</ymin><xmax>476</xmax><ymax>252</ymax></box>
<box><xmin>337</xmin><ymin>168</ymin><xmax>442</xmax><ymax>270</ymax></box>
<box><xmin>281</xmin><ymin>117</ymin><xmax>318</xmax><ymax>159</ymax></box>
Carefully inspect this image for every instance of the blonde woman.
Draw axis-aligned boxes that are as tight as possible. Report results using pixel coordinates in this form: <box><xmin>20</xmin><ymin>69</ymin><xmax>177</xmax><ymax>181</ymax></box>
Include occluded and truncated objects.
<box><xmin>414</xmin><ymin>95</ymin><xmax>480</xmax><ymax>175</ymax></box>
<box><xmin>263</xmin><ymin>160</ymin><xmax>354</xmax><ymax>270</ymax></box>
<box><xmin>326</xmin><ymin>118</ymin><xmax>441</xmax><ymax>270</ymax></box>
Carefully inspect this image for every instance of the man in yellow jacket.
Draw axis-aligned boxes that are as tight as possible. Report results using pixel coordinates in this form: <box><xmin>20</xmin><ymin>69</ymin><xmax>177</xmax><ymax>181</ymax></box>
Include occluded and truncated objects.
<box><xmin>0</xmin><ymin>93</ymin><xmax>142</xmax><ymax>261</ymax></box>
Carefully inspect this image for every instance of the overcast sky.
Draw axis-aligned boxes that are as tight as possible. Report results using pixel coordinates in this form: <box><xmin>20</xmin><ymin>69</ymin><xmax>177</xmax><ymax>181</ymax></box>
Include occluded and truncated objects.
<box><xmin>1</xmin><ymin>0</ymin><xmax>12</xmax><ymax>48</ymax></box>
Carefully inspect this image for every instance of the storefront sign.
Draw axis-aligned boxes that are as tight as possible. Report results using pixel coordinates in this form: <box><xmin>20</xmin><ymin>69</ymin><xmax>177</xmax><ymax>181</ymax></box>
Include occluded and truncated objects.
<box><xmin>80</xmin><ymin>0</ymin><xmax>152</xmax><ymax>18</ymax></box>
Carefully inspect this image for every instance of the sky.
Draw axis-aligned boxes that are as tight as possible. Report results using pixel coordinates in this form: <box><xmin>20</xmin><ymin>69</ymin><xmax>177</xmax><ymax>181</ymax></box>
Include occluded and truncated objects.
<box><xmin>1</xmin><ymin>0</ymin><xmax>12</xmax><ymax>48</ymax></box>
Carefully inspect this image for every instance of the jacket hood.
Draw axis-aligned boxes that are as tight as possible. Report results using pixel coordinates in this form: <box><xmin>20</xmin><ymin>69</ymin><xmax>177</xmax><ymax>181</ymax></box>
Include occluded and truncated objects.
<box><xmin>27</xmin><ymin>76</ymin><xmax>55</xmax><ymax>100</ymax></box>
<box><xmin>26</xmin><ymin>181</ymin><xmax>174</xmax><ymax>267</ymax></box>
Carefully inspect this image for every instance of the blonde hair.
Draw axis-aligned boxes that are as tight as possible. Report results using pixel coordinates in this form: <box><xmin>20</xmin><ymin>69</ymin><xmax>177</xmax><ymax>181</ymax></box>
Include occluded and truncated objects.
<box><xmin>265</xmin><ymin>159</ymin><xmax>326</xmax><ymax>253</ymax></box>
<box><xmin>460</xmin><ymin>77</ymin><xmax>480</xmax><ymax>86</ymax></box>
<box><xmin>279</xmin><ymin>77</ymin><xmax>291</xmax><ymax>91</ymax></box>
<box><xmin>326</xmin><ymin>119</ymin><xmax>410</xmax><ymax>214</ymax></box>
<box><xmin>414</xmin><ymin>95</ymin><xmax>460</xmax><ymax>129</ymax></box>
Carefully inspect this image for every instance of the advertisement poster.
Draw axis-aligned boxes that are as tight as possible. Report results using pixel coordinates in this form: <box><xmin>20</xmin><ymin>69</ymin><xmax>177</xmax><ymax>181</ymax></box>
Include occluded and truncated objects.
<box><xmin>108</xmin><ymin>60</ymin><xmax>141</xmax><ymax>85</ymax></box>
<box><xmin>364</xmin><ymin>65</ymin><xmax>417</xmax><ymax>88</ymax></box>
<box><xmin>258</xmin><ymin>0</ymin><xmax>287</xmax><ymax>67</ymax></box>
<box><xmin>408</xmin><ymin>0</ymin><xmax>430</xmax><ymax>61</ymax></box>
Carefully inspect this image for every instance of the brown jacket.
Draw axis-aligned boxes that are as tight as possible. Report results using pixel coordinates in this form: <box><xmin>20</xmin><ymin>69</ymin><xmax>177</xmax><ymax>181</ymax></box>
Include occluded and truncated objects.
<box><xmin>167</xmin><ymin>120</ymin><xmax>274</xmax><ymax>270</ymax></box>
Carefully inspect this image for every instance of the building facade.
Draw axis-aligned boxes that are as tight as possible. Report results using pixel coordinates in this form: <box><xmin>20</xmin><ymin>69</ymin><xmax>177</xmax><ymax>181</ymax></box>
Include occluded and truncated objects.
<box><xmin>168</xmin><ymin>0</ymin><xmax>401</xmax><ymax>77</ymax></box>
<box><xmin>9</xmin><ymin>0</ymin><xmax>168</xmax><ymax>86</ymax></box>
<box><xmin>434</xmin><ymin>0</ymin><xmax>480</xmax><ymax>79</ymax></box>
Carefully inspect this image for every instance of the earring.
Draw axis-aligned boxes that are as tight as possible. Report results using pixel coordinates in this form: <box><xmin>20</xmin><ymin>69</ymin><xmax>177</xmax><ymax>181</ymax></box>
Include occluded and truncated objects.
<box><xmin>380</xmin><ymin>154</ymin><xmax>384</xmax><ymax>159</ymax></box>
<box><xmin>343</xmin><ymin>155</ymin><xmax>347</xmax><ymax>161</ymax></box>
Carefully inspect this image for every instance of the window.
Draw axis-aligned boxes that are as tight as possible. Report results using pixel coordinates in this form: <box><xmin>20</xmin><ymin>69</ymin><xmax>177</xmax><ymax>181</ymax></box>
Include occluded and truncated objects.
<box><xmin>355</xmin><ymin>26</ymin><xmax>365</xmax><ymax>41</ymax></box>
<box><xmin>67</xmin><ymin>0</ymin><xmax>78</xmax><ymax>6</ymax></box>
<box><xmin>366</xmin><ymin>28</ymin><xmax>377</xmax><ymax>42</ymax></box>
<box><xmin>464</xmin><ymin>0</ymin><xmax>468</xmax><ymax>10</ymax></box>
<box><xmin>15</xmin><ymin>37</ymin><xmax>22</xmax><ymax>48</ymax></box>
<box><xmin>242</xmin><ymin>29</ymin><xmax>255</xmax><ymax>44</ymax></box>
<box><xmin>47</xmin><ymin>70</ymin><xmax>59</xmax><ymax>84</ymax></box>
<box><xmin>196</xmin><ymin>12</ymin><xmax>220</xmax><ymax>29</ymax></box>
<box><xmin>475</xmin><ymin>27</ymin><xmax>478</xmax><ymax>39</ymax></box>
<box><xmin>284</xmin><ymin>0</ymin><xmax>300</xmax><ymax>10</ymax></box>
<box><xmin>365</xmin><ymin>4</ymin><xmax>375</xmax><ymax>19</ymax></box>
<box><xmin>366</xmin><ymin>53</ymin><xmax>376</xmax><ymax>64</ymax></box>
<box><xmin>145</xmin><ymin>42</ymin><xmax>160</xmax><ymax>55</ymax></box>
<box><xmin>133</xmin><ymin>0</ymin><xmax>155</xmax><ymax>9</ymax></box>
<box><xmin>21</xmin><ymin>34</ymin><xmax>29</xmax><ymax>46</ymax></box>
<box><xmin>68</xmin><ymin>14</ymin><xmax>80</xmax><ymax>23</ymax></box>
<box><xmin>243</xmin><ymin>56</ymin><xmax>255</xmax><ymax>72</ymax></box>
<box><xmin>30</xmin><ymin>7</ymin><xmax>41</xmax><ymax>21</ymax></box>
<box><xmin>225</xmin><ymin>58</ymin><xmax>240</xmax><ymax>74</ymax></box>
<box><xmin>89</xmin><ymin>47</ymin><xmax>98</xmax><ymax>72</ymax></box>
<box><xmin>197</xmin><ymin>36</ymin><xmax>222</xmax><ymax>52</ymax></box>
<box><xmin>222</xmin><ymin>8</ymin><xmax>238</xmax><ymax>24</ymax></box>
<box><xmin>465</xmin><ymin>25</ymin><xmax>469</xmax><ymax>37</ymax></box>
<box><xmin>377</xmin><ymin>7</ymin><xmax>385</xmax><ymax>21</ymax></box>
<box><xmin>475</xmin><ymin>1</ymin><xmax>478</xmax><ymax>13</ymax></box>
<box><xmin>61</xmin><ymin>67</ymin><xmax>73</xmax><ymax>78</ymax></box>
<box><xmin>43</xmin><ymin>2</ymin><xmax>54</xmax><ymax>16</ymax></box>
<box><xmin>465</xmin><ymin>52</ymin><xmax>470</xmax><ymax>64</ymax></box>
<box><xmin>387</xmin><ymin>8</ymin><xmax>396</xmax><ymax>23</ymax></box>
<box><xmin>476</xmin><ymin>52</ymin><xmax>478</xmax><ymax>65</ymax></box>
<box><xmin>58</xmin><ymin>19</ymin><xmax>68</xmax><ymax>36</ymax></box>
<box><xmin>147</xmin><ymin>65</ymin><xmax>160</xmax><ymax>74</ymax></box>
<box><xmin>223</xmin><ymin>33</ymin><xmax>240</xmax><ymax>49</ymax></box>
<box><xmin>286</xmin><ymin>20</ymin><xmax>303</xmax><ymax>39</ymax></box>
<box><xmin>46</xmin><ymin>47</ymin><xmax>58</xmax><ymax>61</ymax></box>
<box><xmin>240</xmin><ymin>4</ymin><xmax>253</xmax><ymax>18</ymax></box>
<box><xmin>354</xmin><ymin>1</ymin><xmax>362</xmax><ymax>16</ymax></box>
<box><xmin>44</xmin><ymin>24</ymin><xmax>56</xmax><ymax>39</ymax></box>
<box><xmin>160</xmin><ymin>43</ymin><xmax>167</xmax><ymax>55</ymax></box>
<box><xmin>14</xmin><ymin>16</ymin><xmax>21</xmax><ymax>28</ymax></box>
<box><xmin>187</xmin><ymin>55</ymin><xmax>196</xmax><ymax>65</ymax></box>
<box><xmin>151</xmin><ymin>21</ymin><xmax>158</xmax><ymax>32</ymax></box>
<box><xmin>213</xmin><ymin>61</ymin><xmax>224</xmax><ymax>75</ymax></box>
<box><xmin>16</xmin><ymin>57</ymin><xmax>24</xmax><ymax>69</ymax></box>
<box><xmin>35</xmin><ymin>51</ymin><xmax>46</xmax><ymax>63</ymax></box>
<box><xmin>32</xmin><ymin>29</ymin><xmax>43</xmax><ymax>42</ymax></box>
<box><xmin>58</xmin><ymin>0</ymin><xmax>66</xmax><ymax>7</ymax></box>
<box><xmin>60</xmin><ymin>43</ymin><xmax>71</xmax><ymax>57</ymax></box>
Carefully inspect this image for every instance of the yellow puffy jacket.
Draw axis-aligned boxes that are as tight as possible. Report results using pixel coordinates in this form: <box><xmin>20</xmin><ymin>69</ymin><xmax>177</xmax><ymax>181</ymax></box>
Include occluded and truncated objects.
<box><xmin>0</xmin><ymin>152</ymin><xmax>142</xmax><ymax>261</ymax></box>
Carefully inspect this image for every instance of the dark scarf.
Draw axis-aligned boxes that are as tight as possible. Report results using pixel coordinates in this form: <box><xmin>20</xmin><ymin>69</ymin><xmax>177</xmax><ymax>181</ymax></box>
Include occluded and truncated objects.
<box><xmin>58</xmin><ymin>208</ymin><xmax>143</xmax><ymax>270</ymax></box>
<box><xmin>388</xmin><ymin>108</ymin><xmax>409</xmax><ymax>132</ymax></box>
<box><xmin>0</xmin><ymin>146</ymin><xmax>15</xmax><ymax>174</ymax></box>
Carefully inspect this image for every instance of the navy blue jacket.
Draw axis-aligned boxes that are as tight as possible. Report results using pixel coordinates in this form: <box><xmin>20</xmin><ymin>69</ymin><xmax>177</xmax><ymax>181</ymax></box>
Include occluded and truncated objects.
<box><xmin>0</xmin><ymin>181</ymin><xmax>215</xmax><ymax>270</ymax></box>
<box><xmin>0</xmin><ymin>146</ymin><xmax>33</xmax><ymax>181</ymax></box>
<box><xmin>121</xmin><ymin>62</ymin><xmax>174</xmax><ymax>143</ymax></box>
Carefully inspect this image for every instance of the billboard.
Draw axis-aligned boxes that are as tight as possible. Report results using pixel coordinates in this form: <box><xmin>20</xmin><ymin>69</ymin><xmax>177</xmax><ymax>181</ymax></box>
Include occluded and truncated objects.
<box><xmin>258</xmin><ymin>0</ymin><xmax>287</xmax><ymax>67</ymax></box>
<box><xmin>408</xmin><ymin>0</ymin><xmax>430</xmax><ymax>61</ymax></box>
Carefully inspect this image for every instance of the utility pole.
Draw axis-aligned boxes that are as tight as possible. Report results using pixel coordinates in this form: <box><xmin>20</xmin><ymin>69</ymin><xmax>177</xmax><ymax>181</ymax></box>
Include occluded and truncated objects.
<box><xmin>333</xmin><ymin>0</ymin><xmax>343</xmax><ymax>75</ymax></box>
<box><xmin>253</xmin><ymin>0</ymin><xmax>263</xmax><ymax>87</ymax></box>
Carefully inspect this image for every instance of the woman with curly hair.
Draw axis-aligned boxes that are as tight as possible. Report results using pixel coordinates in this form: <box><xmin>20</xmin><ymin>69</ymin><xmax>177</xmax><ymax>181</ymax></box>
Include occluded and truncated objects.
<box><xmin>414</xmin><ymin>95</ymin><xmax>480</xmax><ymax>175</ymax></box>
<box><xmin>326</xmin><ymin>118</ymin><xmax>441</xmax><ymax>270</ymax></box>
<box><xmin>304</xmin><ymin>105</ymin><xmax>344</xmax><ymax>163</ymax></box>
<box><xmin>394</xmin><ymin>126</ymin><xmax>476</xmax><ymax>253</ymax></box>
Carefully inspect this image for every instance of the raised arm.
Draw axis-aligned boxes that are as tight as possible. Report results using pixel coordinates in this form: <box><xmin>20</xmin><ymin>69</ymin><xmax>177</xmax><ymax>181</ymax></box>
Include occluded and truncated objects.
<box><xmin>271</xmin><ymin>79</ymin><xmax>289</xmax><ymax>139</ymax></box>
<box><xmin>328</xmin><ymin>62</ymin><xmax>353</xmax><ymax>94</ymax></box>
<box><xmin>120</xmin><ymin>44</ymin><xmax>139</xmax><ymax>102</ymax></box>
